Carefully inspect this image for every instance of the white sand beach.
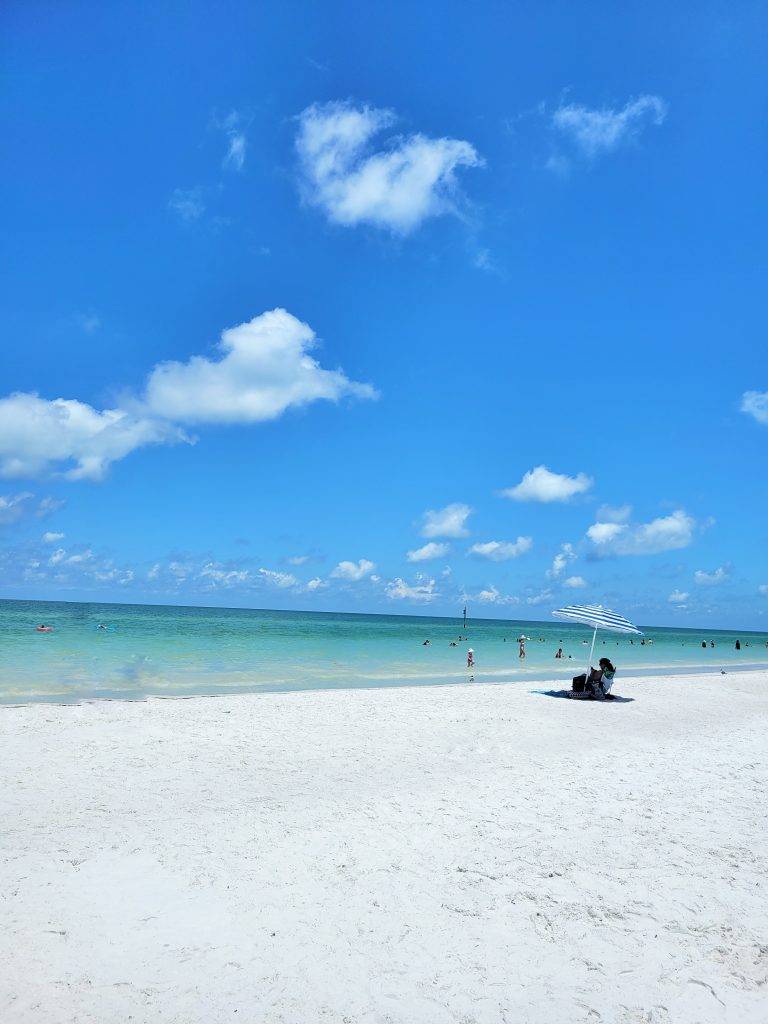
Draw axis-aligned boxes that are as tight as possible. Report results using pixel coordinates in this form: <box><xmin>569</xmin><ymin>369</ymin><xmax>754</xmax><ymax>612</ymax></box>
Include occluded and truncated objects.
<box><xmin>2</xmin><ymin>670</ymin><xmax>767</xmax><ymax>1024</ymax></box>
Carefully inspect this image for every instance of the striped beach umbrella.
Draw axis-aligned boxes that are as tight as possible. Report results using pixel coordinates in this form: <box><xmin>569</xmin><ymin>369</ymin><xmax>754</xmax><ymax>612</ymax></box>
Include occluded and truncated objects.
<box><xmin>552</xmin><ymin>604</ymin><xmax>643</xmax><ymax>683</ymax></box>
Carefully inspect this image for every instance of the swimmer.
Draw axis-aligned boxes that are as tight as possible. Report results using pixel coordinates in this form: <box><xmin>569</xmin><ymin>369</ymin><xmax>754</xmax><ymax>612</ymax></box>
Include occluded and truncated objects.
<box><xmin>555</xmin><ymin>647</ymin><xmax>563</xmax><ymax>659</ymax></box>
<box><xmin>467</xmin><ymin>648</ymin><xmax>475</xmax><ymax>669</ymax></box>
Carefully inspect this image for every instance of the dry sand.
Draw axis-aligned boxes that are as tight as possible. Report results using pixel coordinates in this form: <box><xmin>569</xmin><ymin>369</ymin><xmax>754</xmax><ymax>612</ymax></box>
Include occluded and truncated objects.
<box><xmin>1</xmin><ymin>670</ymin><xmax>767</xmax><ymax>1023</ymax></box>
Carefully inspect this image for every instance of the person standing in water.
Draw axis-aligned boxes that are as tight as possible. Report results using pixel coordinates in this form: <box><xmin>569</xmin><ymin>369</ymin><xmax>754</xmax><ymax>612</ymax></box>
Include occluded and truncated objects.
<box><xmin>467</xmin><ymin>648</ymin><xmax>475</xmax><ymax>669</ymax></box>
<box><xmin>518</xmin><ymin>637</ymin><xmax>526</xmax><ymax>660</ymax></box>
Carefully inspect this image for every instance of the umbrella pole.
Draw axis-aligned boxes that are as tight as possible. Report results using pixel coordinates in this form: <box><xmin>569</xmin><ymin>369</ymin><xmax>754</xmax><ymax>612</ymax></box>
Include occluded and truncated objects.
<box><xmin>584</xmin><ymin>626</ymin><xmax>598</xmax><ymax>687</ymax></box>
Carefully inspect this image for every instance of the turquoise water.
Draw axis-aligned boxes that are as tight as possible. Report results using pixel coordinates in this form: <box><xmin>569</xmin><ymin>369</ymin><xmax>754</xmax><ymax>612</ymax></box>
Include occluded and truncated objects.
<box><xmin>2</xmin><ymin>599</ymin><xmax>767</xmax><ymax>704</ymax></box>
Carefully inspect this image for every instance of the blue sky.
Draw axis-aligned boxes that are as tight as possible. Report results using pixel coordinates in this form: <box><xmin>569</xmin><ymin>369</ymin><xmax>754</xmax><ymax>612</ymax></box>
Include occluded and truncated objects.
<box><xmin>1</xmin><ymin>0</ymin><xmax>766</xmax><ymax>627</ymax></box>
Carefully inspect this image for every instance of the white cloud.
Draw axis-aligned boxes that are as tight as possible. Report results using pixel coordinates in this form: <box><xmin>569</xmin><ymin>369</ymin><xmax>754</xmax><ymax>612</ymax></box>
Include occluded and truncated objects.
<box><xmin>287</xmin><ymin>555</ymin><xmax>310</xmax><ymax>565</ymax></box>
<box><xmin>305</xmin><ymin>576</ymin><xmax>327</xmax><ymax>592</ymax></box>
<box><xmin>552</xmin><ymin>95</ymin><xmax>667</xmax><ymax>158</ymax></box>
<box><xmin>258</xmin><ymin>568</ymin><xmax>297</xmax><ymax>588</ymax></box>
<box><xmin>526</xmin><ymin>588</ymin><xmax>553</xmax><ymax>606</ymax></box>
<box><xmin>596</xmin><ymin>504</ymin><xmax>632</xmax><ymax>524</ymax></box>
<box><xmin>0</xmin><ymin>491</ymin><xmax>33</xmax><ymax>525</ymax></box>
<box><xmin>169</xmin><ymin>187</ymin><xmax>205</xmax><ymax>222</ymax></box>
<box><xmin>547</xmin><ymin>542</ymin><xmax>576</xmax><ymax>579</ymax></box>
<box><xmin>49</xmin><ymin>548</ymin><xmax>66</xmax><ymax>565</ymax></box>
<box><xmin>694</xmin><ymin>565</ymin><xmax>730</xmax><ymax>586</ymax></box>
<box><xmin>741</xmin><ymin>391</ymin><xmax>768</xmax><ymax>425</ymax></box>
<box><xmin>586</xmin><ymin>522</ymin><xmax>626</xmax><ymax>545</ymax></box>
<box><xmin>37</xmin><ymin>496</ymin><xmax>65</xmax><ymax>517</ymax></box>
<box><xmin>668</xmin><ymin>590</ymin><xmax>689</xmax><ymax>604</ymax></box>
<box><xmin>407</xmin><ymin>541</ymin><xmax>449</xmax><ymax>562</ymax></box>
<box><xmin>217</xmin><ymin>112</ymin><xmax>247</xmax><ymax>172</ymax></box>
<box><xmin>421</xmin><ymin>502</ymin><xmax>472</xmax><ymax>538</ymax></box>
<box><xmin>563</xmin><ymin>575</ymin><xmax>586</xmax><ymax>588</ymax></box>
<box><xmin>42</xmin><ymin>531</ymin><xmax>64</xmax><ymax>543</ymax></box>
<box><xmin>385</xmin><ymin>576</ymin><xmax>437</xmax><ymax>602</ymax></box>
<box><xmin>473</xmin><ymin>585</ymin><xmax>518</xmax><ymax>605</ymax></box>
<box><xmin>586</xmin><ymin>509</ymin><xmax>696</xmax><ymax>556</ymax></box>
<box><xmin>200</xmin><ymin>562</ymin><xmax>252</xmax><ymax>586</ymax></box>
<box><xmin>1</xmin><ymin>309</ymin><xmax>375</xmax><ymax>481</ymax></box>
<box><xmin>295</xmin><ymin>100</ymin><xmax>482</xmax><ymax>234</ymax></box>
<box><xmin>331</xmin><ymin>558</ymin><xmax>375</xmax><ymax>581</ymax></box>
<box><xmin>759</xmin><ymin>584</ymin><xmax>768</xmax><ymax>596</ymax></box>
<box><xmin>0</xmin><ymin>394</ymin><xmax>187</xmax><ymax>481</ymax></box>
<box><xmin>468</xmin><ymin>537</ymin><xmax>533</xmax><ymax>561</ymax></box>
<box><xmin>502</xmin><ymin>465</ymin><xmax>592</xmax><ymax>503</ymax></box>
<box><xmin>144</xmin><ymin>308</ymin><xmax>376</xmax><ymax>425</ymax></box>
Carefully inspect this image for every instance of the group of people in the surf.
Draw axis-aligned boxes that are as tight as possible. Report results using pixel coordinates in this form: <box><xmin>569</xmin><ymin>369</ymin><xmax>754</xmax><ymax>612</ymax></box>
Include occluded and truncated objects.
<box><xmin>569</xmin><ymin>657</ymin><xmax>617</xmax><ymax>700</ymax></box>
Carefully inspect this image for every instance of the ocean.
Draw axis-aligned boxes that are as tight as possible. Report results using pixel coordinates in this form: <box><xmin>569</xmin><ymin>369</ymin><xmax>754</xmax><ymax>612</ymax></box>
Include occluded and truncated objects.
<box><xmin>2</xmin><ymin>598</ymin><xmax>767</xmax><ymax>705</ymax></box>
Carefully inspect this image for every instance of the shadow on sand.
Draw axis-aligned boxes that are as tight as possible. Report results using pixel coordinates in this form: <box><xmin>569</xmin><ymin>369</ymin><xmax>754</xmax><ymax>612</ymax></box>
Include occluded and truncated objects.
<box><xmin>532</xmin><ymin>689</ymin><xmax>635</xmax><ymax>703</ymax></box>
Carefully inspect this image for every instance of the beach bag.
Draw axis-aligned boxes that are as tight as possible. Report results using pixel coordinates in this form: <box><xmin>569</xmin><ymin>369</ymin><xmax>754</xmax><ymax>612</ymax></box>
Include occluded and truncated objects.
<box><xmin>572</xmin><ymin>673</ymin><xmax>586</xmax><ymax>692</ymax></box>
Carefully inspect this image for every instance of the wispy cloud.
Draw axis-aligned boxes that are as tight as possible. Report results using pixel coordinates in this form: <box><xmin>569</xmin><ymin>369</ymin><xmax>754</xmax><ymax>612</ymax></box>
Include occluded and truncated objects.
<box><xmin>295</xmin><ymin>100</ymin><xmax>482</xmax><ymax>234</ymax></box>
<box><xmin>552</xmin><ymin>95</ymin><xmax>667</xmax><ymax>158</ymax></box>
<box><xmin>468</xmin><ymin>537</ymin><xmax>532</xmax><ymax>561</ymax></box>
<box><xmin>741</xmin><ymin>390</ymin><xmax>768</xmax><ymax>425</ymax></box>
<box><xmin>215</xmin><ymin>111</ymin><xmax>247</xmax><ymax>172</ymax></box>
<box><xmin>694</xmin><ymin>564</ymin><xmax>730</xmax><ymax>586</ymax></box>
<box><xmin>168</xmin><ymin>187</ymin><xmax>206</xmax><ymax>222</ymax></box>
<box><xmin>0</xmin><ymin>492</ymin><xmax>34</xmax><ymax>525</ymax></box>
<box><xmin>547</xmin><ymin>542</ymin><xmax>576</xmax><ymax>579</ymax></box>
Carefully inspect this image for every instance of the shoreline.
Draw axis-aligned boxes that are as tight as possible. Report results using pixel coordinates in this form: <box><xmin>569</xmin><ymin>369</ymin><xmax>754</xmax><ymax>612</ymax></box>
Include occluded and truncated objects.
<box><xmin>2</xmin><ymin>659</ymin><xmax>768</xmax><ymax>709</ymax></box>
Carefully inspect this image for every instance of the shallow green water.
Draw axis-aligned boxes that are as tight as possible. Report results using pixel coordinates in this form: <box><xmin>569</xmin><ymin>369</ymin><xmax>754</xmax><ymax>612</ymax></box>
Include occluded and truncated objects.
<box><xmin>2</xmin><ymin>599</ymin><xmax>766</xmax><ymax>704</ymax></box>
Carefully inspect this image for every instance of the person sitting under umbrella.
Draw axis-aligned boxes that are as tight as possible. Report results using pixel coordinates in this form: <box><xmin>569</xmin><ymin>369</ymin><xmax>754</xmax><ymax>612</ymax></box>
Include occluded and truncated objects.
<box><xmin>571</xmin><ymin>657</ymin><xmax>616</xmax><ymax>700</ymax></box>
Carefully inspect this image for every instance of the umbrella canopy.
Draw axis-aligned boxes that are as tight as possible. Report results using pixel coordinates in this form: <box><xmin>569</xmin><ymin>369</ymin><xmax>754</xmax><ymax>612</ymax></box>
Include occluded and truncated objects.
<box><xmin>552</xmin><ymin>604</ymin><xmax>642</xmax><ymax>688</ymax></box>
<box><xmin>552</xmin><ymin>604</ymin><xmax>642</xmax><ymax>636</ymax></box>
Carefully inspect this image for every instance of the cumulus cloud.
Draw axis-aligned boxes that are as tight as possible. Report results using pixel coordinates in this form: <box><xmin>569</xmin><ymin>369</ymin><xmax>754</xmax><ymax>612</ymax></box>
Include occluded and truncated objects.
<box><xmin>468</xmin><ymin>537</ymin><xmax>533</xmax><ymax>561</ymax></box>
<box><xmin>586</xmin><ymin>509</ymin><xmax>696</xmax><ymax>556</ymax></box>
<box><xmin>331</xmin><ymin>558</ymin><xmax>375</xmax><ymax>581</ymax></box>
<box><xmin>385</xmin><ymin>576</ymin><xmax>437</xmax><ymax>602</ymax></box>
<box><xmin>420</xmin><ymin>503</ymin><xmax>472</xmax><ymax>538</ymax></box>
<box><xmin>144</xmin><ymin>309</ymin><xmax>376</xmax><ymax>425</ymax></box>
<box><xmin>305</xmin><ymin>576</ymin><xmax>327</xmax><ymax>592</ymax></box>
<box><xmin>668</xmin><ymin>590</ymin><xmax>689</xmax><ymax>604</ymax></box>
<box><xmin>552</xmin><ymin>95</ymin><xmax>667</xmax><ymax>158</ymax></box>
<box><xmin>295</xmin><ymin>100</ymin><xmax>482</xmax><ymax>234</ymax></box>
<box><xmin>502</xmin><ymin>465</ymin><xmax>592</xmax><ymax>503</ymax></box>
<box><xmin>694</xmin><ymin>565</ymin><xmax>730</xmax><ymax>586</ymax></box>
<box><xmin>1</xmin><ymin>309</ymin><xmax>375</xmax><ymax>481</ymax></box>
<box><xmin>563</xmin><ymin>575</ymin><xmax>586</xmax><ymax>588</ymax></box>
<box><xmin>547</xmin><ymin>542</ymin><xmax>576</xmax><ymax>579</ymax></box>
<box><xmin>0</xmin><ymin>394</ymin><xmax>187</xmax><ymax>481</ymax></box>
<box><xmin>42</xmin><ymin>531</ymin><xmax>64</xmax><ymax>543</ymax></box>
<box><xmin>407</xmin><ymin>541</ymin><xmax>449</xmax><ymax>562</ymax></box>
<box><xmin>741</xmin><ymin>391</ymin><xmax>768</xmax><ymax>425</ymax></box>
